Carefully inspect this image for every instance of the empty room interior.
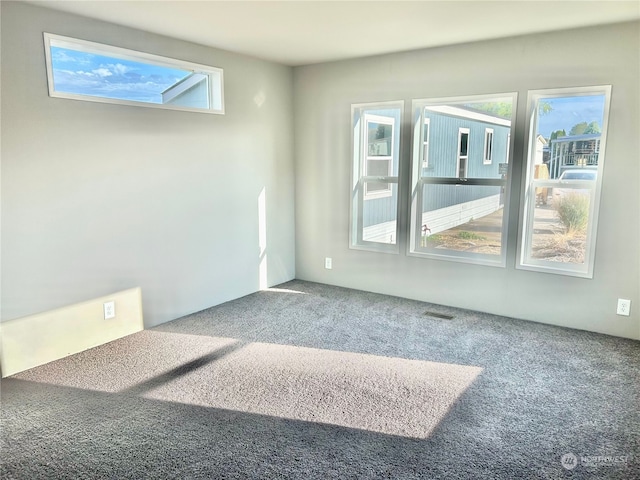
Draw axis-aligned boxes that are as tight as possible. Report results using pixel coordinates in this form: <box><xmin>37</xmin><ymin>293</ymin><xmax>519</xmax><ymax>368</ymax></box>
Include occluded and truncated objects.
<box><xmin>1</xmin><ymin>1</ymin><xmax>639</xmax><ymax>478</ymax></box>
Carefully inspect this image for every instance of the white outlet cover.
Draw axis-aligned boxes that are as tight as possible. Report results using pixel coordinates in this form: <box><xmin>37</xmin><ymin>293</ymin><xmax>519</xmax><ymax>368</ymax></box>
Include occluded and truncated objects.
<box><xmin>616</xmin><ymin>299</ymin><xmax>631</xmax><ymax>316</ymax></box>
<box><xmin>325</xmin><ymin>257</ymin><xmax>332</xmax><ymax>269</ymax></box>
<box><xmin>104</xmin><ymin>301</ymin><xmax>116</xmax><ymax>319</ymax></box>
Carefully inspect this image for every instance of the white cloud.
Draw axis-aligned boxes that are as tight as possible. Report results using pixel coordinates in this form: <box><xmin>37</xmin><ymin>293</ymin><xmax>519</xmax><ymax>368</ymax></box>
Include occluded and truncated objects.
<box><xmin>52</xmin><ymin>50</ymin><xmax>76</xmax><ymax>63</ymax></box>
<box><xmin>92</xmin><ymin>68</ymin><xmax>113</xmax><ymax>78</ymax></box>
<box><xmin>109</xmin><ymin>63</ymin><xmax>130</xmax><ymax>76</ymax></box>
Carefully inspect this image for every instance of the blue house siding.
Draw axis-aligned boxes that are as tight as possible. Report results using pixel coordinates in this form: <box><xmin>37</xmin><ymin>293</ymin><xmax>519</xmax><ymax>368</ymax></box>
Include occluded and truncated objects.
<box><xmin>363</xmin><ymin>188</ymin><xmax>398</xmax><ymax>227</ymax></box>
<box><xmin>422</xmin><ymin>184</ymin><xmax>502</xmax><ymax>212</ymax></box>
<box><xmin>361</xmin><ymin>106</ymin><xmax>510</xmax><ymax>239</ymax></box>
<box><xmin>420</xmin><ymin>110</ymin><xmax>509</xmax><ymax>215</ymax></box>
<box><xmin>423</xmin><ymin>110</ymin><xmax>509</xmax><ymax>178</ymax></box>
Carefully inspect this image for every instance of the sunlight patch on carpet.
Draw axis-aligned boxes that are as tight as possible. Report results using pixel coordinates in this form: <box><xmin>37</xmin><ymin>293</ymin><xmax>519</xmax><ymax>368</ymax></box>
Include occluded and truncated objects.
<box><xmin>263</xmin><ymin>287</ymin><xmax>308</xmax><ymax>294</ymax></box>
<box><xmin>12</xmin><ymin>330</ymin><xmax>482</xmax><ymax>439</ymax></box>
<box><xmin>142</xmin><ymin>341</ymin><xmax>482</xmax><ymax>438</ymax></box>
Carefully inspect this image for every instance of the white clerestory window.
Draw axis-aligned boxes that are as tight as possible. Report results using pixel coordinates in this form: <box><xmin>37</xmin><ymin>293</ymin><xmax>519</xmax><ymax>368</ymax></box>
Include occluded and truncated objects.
<box><xmin>43</xmin><ymin>33</ymin><xmax>224</xmax><ymax>114</ymax></box>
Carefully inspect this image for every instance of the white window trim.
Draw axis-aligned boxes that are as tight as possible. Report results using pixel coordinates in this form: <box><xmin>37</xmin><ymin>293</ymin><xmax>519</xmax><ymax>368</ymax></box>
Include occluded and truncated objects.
<box><xmin>408</xmin><ymin>93</ymin><xmax>517</xmax><ymax>268</ymax></box>
<box><xmin>457</xmin><ymin>127</ymin><xmax>470</xmax><ymax>179</ymax></box>
<box><xmin>349</xmin><ymin>101</ymin><xmax>403</xmax><ymax>254</ymax></box>
<box><xmin>484</xmin><ymin>128</ymin><xmax>494</xmax><ymax>164</ymax></box>
<box><xmin>516</xmin><ymin>85</ymin><xmax>612</xmax><ymax>278</ymax></box>
<box><xmin>43</xmin><ymin>32</ymin><xmax>225</xmax><ymax>115</ymax></box>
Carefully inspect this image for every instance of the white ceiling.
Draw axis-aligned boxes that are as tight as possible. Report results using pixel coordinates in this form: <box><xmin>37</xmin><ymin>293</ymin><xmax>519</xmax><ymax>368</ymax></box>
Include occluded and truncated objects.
<box><xmin>31</xmin><ymin>1</ymin><xmax>640</xmax><ymax>66</ymax></box>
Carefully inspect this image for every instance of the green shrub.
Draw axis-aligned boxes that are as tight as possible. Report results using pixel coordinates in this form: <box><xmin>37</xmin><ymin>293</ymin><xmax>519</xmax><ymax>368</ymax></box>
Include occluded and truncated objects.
<box><xmin>554</xmin><ymin>193</ymin><xmax>589</xmax><ymax>234</ymax></box>
<box><xmin>456</xmin><ymin>231</ymin><xmax>485</xmax><ymax>241</ymax></box>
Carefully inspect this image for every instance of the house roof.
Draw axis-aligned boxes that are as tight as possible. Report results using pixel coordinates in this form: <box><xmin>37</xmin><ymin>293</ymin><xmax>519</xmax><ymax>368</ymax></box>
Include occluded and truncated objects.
<box><xmin>552</xmin><ymin>133</ymin><xmax>601</xmax><ymax>143</ymax></box>
<box><xmin>424</xmin><ymin>105</ymin><xmax>511</xmax><ymax>127</ymax></box>
<box><xmin>161</xmin><ymin>73</ymin><xmax>208</xmax><ymax>103</ymax></box>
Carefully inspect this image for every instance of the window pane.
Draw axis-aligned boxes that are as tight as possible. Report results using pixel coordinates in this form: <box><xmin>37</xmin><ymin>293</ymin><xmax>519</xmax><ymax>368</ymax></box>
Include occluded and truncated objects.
<box><xmin>422</xmin><ymin>120</ymin><xmax>430</xmax><ymax>167</ymax></box>
<box><xmin>417</xmin><ymin>184</ymin><xmax>504</xmax><ymax>257</ymax></box>
<box><xmin>421</xmin><ymin>102</ymin><xmax>511</xmax><ymax>179</ymax></box>
<box><xmin>50</xmin><ymin>46</ymin><xmax>194</xmax><ymax>104</ymax></box>
<box><xmin>458</xmin><ymin>157</ymin><xmax>468</xmax><ymax>178</ymax></box>
<box><xmin>362</xmin><ymin>182</ymin><xmax>399</xmax><ymax>244</ymax></box>
<box><xmin>367</xmin><ymin>159</ymin><xmax>390</xmax><ymax>177</ymax></box>
<box><xmin>484</xmin><ymin>130</ymin><xmax>493</xmax><ymax>163</ymax></box>
<box><xmin>519</xmin><ymin>86</ymin><xmax>610</xmax><ymax>277</ymax></box>
<box><xmin>529</xmin><ymin>187</ymin><xmax>592</xmax><ymax>264</ymax></box>
<box><xmin>44</xmin><ymin>33</ymin><xmax>224</xmax><ymax>114</ymax></box>
<box><xmin>410</xmin><ymin>93</ymin><xmax>516</xmax><ymax>266</ymax></box>
<box><xmin>459</xmin><ymin>132</ymin><xmax>469</xmax><ymax>156</ymax></box>
<box><xmin>368</xmin><ymin>123</ymin><xmax>393</xmax><ymax>156</ymax></box>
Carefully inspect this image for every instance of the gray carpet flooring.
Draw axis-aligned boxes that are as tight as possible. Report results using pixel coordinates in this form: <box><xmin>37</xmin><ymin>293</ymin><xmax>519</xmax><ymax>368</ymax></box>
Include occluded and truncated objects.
<box><xmin>2</xmin><ymin>280</ymin><xmax>639</xmax><ymax>479</ymax></box>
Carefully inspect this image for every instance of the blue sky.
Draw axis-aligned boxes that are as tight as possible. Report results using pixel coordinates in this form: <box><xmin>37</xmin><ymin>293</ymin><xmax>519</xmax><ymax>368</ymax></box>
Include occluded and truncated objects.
<box><xmin>537</xmin><ymin>95</ymin><xmax>606</xmax><ymax>138</ymax></box>
<box><xmin>51</xmin><ymin>47</ymin><xmax>190</xmax><ymax>103</ymax></box>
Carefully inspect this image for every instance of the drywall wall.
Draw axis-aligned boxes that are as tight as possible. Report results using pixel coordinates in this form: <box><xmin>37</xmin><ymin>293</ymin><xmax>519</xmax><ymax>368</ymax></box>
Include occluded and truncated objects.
<box><xmin>1</xmin><ymin>288</ymin><xmax>143</xmax><ymax>377</ymax></box>
<box><xmin>1</xmin><ymin>2</ymin><xmax>295</xmax><ymax>327</ymax></box>
<box><xmin>293</xmin><ymin>22</ymin><xmax>640</xmax><ymax>339</ymax></box>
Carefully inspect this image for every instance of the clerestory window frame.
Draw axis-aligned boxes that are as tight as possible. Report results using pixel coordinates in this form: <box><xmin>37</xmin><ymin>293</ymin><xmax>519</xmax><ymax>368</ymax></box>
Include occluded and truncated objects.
<box><xmin>43</xmin><ymin>32</ymin><xmax>225</xmax><ymax>115</ymax></box>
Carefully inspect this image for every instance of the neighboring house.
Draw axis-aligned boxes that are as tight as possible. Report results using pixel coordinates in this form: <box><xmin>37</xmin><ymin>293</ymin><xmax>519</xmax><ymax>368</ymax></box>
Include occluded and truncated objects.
<box><xmin>363</xmin><ymin>106</ymin><xmax>511</xmax><ymax>241</ymax></box>
<box><xmin>162</xmin><ymin>73</ymin><xmax>209</xmax><ymax>108</ymax></box>
<box><xmin>548</xmin><ymin>133</ymin><xmax>600</xmax><ymax>178</ymax></box>
<box><xmin>534</xmin><ymin>134</ymin><xmax>548</xmax><ymax>165</ymax></box>
<box><xmin>419</xmin><ymin>106</ymin><xmax>510</xmax><ymax>235</ymax></box>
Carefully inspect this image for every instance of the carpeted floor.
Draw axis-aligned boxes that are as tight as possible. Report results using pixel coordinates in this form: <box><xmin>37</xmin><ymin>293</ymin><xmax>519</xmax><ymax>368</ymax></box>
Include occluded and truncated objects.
<box><xmin>2</xmin><ymin>280</ymin><xmax>639</xmax><ymax>479</ymax></box>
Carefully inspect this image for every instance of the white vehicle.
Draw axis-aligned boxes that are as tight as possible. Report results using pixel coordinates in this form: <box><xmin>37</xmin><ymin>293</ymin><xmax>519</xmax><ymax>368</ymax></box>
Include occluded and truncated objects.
<box><xmin>552</xmin><ymin>169</ymin><xmax>597</xmax><ymax>203</ymax></box>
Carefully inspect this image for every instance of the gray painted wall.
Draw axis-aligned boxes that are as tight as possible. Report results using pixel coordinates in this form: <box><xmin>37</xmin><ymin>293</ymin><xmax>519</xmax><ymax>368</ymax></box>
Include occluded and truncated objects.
<box><xmin>1</xmin><ymin>2</ymin><xmax>295</xmax><ymax>327</ymax></box>
<box><xmin>293</xmin><ymin>22</ymin><xmax>640</xmax><ymax>339</ymax></box>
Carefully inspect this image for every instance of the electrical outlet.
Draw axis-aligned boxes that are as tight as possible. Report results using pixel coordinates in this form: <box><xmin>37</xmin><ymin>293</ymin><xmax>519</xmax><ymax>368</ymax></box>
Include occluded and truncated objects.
<box><xmin>616</xmin><ymin>298</ymin><xmax>631</xmax><ymax>316</ymax></box>
<box><xmin>325</xmin><ymin>257</ymin><xmax>332</xmax><ymax>269</ymax></box>
<box><xmin>104</xmin><ymin>301</ymin><xmax>116</xmax><ymax>320</ymax></box>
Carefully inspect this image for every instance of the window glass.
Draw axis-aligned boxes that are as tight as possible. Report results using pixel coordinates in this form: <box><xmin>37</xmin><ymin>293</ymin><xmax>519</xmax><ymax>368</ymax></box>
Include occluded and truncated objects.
<box><xmin>364</xmin><ymin>114</ymin><xmax>395</xmax><ymax>198</ymax></box>
<box><xmin>44</xmin><ymin>33</ymin><xmax>224</xmax><ymax>114</ymax></box>
<box><xmin>409</xmin><ymin>94</ymin><xmax>516</xmax><ymax>266</ymax></box>
<box><xmin>422</xmin><ymin>119</ymin><xmax>431</xmax><ymax>168</ymax></box>
<box><xmin>458</xmin><ymin>129</ymin><xmax>469</xmax><ymax>178</ymax></box>
<box><xmin>518</xmin><ymin>86</ymin><xmax>611</xmax><ymax>277</ymax></box>
<box><xmin>484</xmin><ymin>129</ymin><xmax>494</xmax><ymax>164</ymax></box>
<box><xmin>351</xmin><ymin>102</ymin><xmax>403</xmax><ymax>252</ymax></box>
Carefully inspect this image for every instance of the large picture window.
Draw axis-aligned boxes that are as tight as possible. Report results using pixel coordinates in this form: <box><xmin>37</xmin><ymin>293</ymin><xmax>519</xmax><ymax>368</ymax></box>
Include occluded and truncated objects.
<box><xmin>408</xmin><ymin>94</ymin><xmax>516</xmax><ymax>266</ymax></box>
<box><xmin>44</xmin><ymin>33</ymin><xmax>224</xmax><ymax>114</ymax></box>
<box><xmin>350</xmin><ymin>101</ymin><xmax>403</xmax><ymax>252</ymax></box>
<box><xmin>517</xmin><ymin>86</ymin><xmax>611</xmax><ymax>278</ymax></box>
